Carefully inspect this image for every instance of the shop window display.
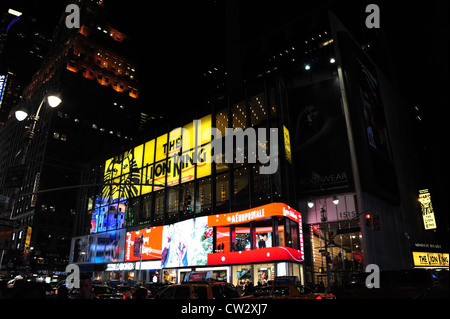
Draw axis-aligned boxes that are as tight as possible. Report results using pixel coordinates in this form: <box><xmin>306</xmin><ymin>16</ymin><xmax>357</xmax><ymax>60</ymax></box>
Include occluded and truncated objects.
<box><xmin>234</xmin><ymin>223</ymin><xmax>251</xmax><ymax>251</ymax></box>
<box><xmin>254</xmin><ymin>218</ymin><xmax>273</xmax><ymax>249</ymax></box>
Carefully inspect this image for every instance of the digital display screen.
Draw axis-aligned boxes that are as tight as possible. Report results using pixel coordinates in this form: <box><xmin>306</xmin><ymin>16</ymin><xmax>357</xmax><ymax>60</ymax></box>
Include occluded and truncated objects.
<box><xmin>125</xmin><ymin>227</ymin><xmax>163</xmax><ymax>262</ymax></box>
<box><xmin>161</xmin><ymin>216</ymin><xmax>213</xmax><ymax>268</ymax></box>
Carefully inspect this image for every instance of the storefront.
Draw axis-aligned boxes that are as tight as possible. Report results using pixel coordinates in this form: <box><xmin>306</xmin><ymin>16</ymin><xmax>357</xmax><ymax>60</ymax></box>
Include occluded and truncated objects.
<box><xmin>301</xmin><ymin>194</ymin><xmax>363</xmax><ymax>287</ymax></box>
<box><xmin>70</xmin><ymin>202</ymin><xmax>305</xmax><ymax>285</ymax></box>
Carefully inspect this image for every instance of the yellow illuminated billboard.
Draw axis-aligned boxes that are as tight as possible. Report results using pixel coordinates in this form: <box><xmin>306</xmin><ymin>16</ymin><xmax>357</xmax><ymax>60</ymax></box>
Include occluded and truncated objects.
<box><xmin>102</xmin><ymin>115</ymin><xmax>212</xmax><ymax>201</ymax></box>
<box><xmin>419</xmin><ymin>189</ymin><xmax>437</xmax><ymax>230</ymax></box>
<box><xmin>413</xmin><ymin>252</ymin><xmax>449</xmax><ymax>267</ymax></box>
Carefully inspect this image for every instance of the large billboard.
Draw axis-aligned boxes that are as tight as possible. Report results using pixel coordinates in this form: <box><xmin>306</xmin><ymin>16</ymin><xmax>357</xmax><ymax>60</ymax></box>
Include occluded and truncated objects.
<box><xmin>125</xmin><ymin>226</ymin><xmax>164</xmax><ymax>262</ymax></box>
<box><xmin>161</xmin><ymin>216</ymin><xmax>213</xmax><ymax>268</ymax></box>
<box><xmin>336</xmin><ymin>31</ymin><xmax>398</xmax><ymax>202</ymax></box>
<box><xmin>70</xmin><ymin>229</ymin><xmax>126</xmax><ymax>264</ymax></box>
<box><xmin>73</xmin><ymin>203</ymin><xmax>304</xmax><ymax>267</ymax></box>
<box><xmin>288</xmin><ymin>79</ymin><xmax>354</xmax><ymax>196</ymax></box>
<box><xmin>101</xmin><ymin>114</ymin><xmax>212</xmax><ymax>201</ymax></box>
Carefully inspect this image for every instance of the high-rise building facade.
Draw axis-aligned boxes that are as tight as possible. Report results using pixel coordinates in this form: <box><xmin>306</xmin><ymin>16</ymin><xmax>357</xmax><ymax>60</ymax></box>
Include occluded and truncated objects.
<box><xmin>0</xmin><ymin>0</ymin><xmax>149</xmax><ymax>276</ymax></box>
<box><xmin>68</xmin><ymin>3</ymin><xmax>447</xmax><ymax>288</ymax></box>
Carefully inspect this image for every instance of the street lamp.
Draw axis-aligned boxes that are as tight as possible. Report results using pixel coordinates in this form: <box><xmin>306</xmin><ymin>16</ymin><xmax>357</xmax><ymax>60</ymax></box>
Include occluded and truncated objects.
<box><xmin>15</xmin><ymin>94</ymin><xmax>62</xmax><ymax>122</ymax></box>
<box><xmin>14</xmin><ymin>93</ymin><xmax>62</xmax><ymax>164</ymax></box>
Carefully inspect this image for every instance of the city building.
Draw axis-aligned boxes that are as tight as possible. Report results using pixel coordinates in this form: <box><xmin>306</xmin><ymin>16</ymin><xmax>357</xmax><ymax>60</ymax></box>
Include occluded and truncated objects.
<box><xmin>69</xmin><ymin>2</ymin><xmax>448</xmax><ymax>288</ymax></box>
<box><xmin>0</xmin><ymin>0</ymin><xmax>152</xmax><ymax>278</ymax></box>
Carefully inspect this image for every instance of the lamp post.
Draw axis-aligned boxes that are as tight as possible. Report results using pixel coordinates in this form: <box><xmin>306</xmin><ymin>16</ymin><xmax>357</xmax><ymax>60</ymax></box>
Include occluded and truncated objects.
<box><xmin>15</xmin><ymin>94</ymin><xmax>62</xmax><ymax>165</ymax></box>
<box><xmin>310</xmin><ymin>196</ymin><xmax>339</xmax><ymax>292</ymax></box>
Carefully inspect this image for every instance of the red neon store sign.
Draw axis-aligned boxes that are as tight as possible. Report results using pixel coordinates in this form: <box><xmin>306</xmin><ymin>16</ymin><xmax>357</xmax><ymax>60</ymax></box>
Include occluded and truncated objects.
<box><xmin>207</xmin><ymin>202</ymin><xmax>302</xmax><ymax>227</ymax></box>
<box><xmin>208</xmin><ymin>203</ymin><xmax>304</xmax><ymax>265</ymax></box>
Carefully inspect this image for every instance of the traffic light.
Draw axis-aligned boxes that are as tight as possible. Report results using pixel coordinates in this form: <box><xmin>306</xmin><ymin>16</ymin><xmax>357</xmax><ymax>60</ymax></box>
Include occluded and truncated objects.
<box><xmin>365</xmin><ymin>213</ymin><xmax>372</xmax><ymax>227</ymax></box>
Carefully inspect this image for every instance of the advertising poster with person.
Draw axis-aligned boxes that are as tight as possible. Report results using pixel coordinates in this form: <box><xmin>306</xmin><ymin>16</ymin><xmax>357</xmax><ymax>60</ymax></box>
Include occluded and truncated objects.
<box><xmin>161</xmin><ymin>216</ymin><xmax>213</xmax><ymax>268</ymax></box>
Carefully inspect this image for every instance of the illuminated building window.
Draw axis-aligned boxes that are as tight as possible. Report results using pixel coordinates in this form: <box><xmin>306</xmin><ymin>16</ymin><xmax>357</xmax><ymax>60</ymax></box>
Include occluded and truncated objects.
<box><xmin>221</xmin><ymin>183</ymin><xmax>226</xmax><ymax>202</ymax></box>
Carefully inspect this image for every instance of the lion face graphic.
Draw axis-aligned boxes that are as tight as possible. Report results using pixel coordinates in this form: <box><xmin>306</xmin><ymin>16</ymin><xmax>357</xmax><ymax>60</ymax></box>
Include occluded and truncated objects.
<box><xmin>102</xmin><ymin>148</ymin><xmax>141</xmax><ymax>201</ymax></box>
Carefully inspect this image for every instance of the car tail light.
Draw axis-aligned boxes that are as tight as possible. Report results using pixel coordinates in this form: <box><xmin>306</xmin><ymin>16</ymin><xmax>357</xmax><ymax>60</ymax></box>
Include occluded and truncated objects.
<box><xmin>316</xmin><ymin>296</ymin><xmax>322</xmax><ymax>299</ymax></box>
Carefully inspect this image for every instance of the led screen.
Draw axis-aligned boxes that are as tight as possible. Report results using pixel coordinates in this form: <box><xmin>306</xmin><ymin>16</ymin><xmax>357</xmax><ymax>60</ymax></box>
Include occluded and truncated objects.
<box><xmin>125</xmin><ymin>227</ymin><xmax>163</xmax><ymax>262</ymax></box>
<box><xmin>161</xmin><ymin>216</ymin><xmax>213</xmax><ymax>268</ymax></box>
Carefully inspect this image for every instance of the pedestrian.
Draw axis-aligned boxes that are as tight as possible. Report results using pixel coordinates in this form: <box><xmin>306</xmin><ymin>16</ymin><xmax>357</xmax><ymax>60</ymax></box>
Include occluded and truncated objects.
<box><xmin>74</xmin><ymin>274</ymin><xmax>96</xmax><ymax>299</ymax></box>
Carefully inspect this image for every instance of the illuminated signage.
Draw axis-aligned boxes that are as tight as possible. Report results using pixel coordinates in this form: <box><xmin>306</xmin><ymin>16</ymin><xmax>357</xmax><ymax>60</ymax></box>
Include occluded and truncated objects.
<box><xmin>283</xmin><ymin>125</ymin><xmax>292</xmax><ymax>164</ymax></box>
<box><xmin>161</xmin><ymin>216</ymin><xmax>213</xmax><ymax>268</ymax></box>
<box><xmin>76</xmin><ymin>203</ymin><xmax>304</xmax><ymax>267</ymax></box>
<box><xmin>208</xmin><ymin>203</ymin><xmax>302</xmax><ymax>227</ymax></box>
<box><xmin>412</xmin><ymin>252</ymin><xmax>449</xmax><ymax>268</ymax></box>
<box><xmin>0</xmin><ymin>75</ymin><xmax>7</xmax><ymax>109</ymax></box>
<box><xmin>125</xmin><ymin>227</ymin><xmax>163</xmax><ymax>262</ymax></box>
<box><xmin>102</xmin><ymin>115</ymin><xmax>212</xmax><ymax>201</ymax></box>
<box><xmin>419</xmin><ymin>189</ymin><xmax>437</xmax><ymax>230</ymax></box>
<box><xmin>106</xmin><ymin>262</ymin><xmax>135</xmax><ymax>271</ymax></box>
<box><xmin>70</xmin><ymin>230</ymin><xmax>126</xmax><ymax>264</ymax></box>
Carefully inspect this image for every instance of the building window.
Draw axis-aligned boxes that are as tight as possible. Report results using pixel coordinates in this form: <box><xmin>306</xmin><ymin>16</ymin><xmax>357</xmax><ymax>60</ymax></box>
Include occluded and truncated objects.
<box><xmin>252</xmin><ymin>164</ymin><xmax>270</xmax><ymax>203</ymax></box>
<box><xmin>167</xmin><ymin>188</ymin><xmax>179</xmax><ymax>215</ymax></box>
<box><xmin>141</xmin><ymin>195</ymin><xmax>152</xmax><ymax>224</ymax></box>
<box><xmin>254</xmin><ymin>217</ymin><xmax>273</xmax><ymax>249</ymax></box>
<box><xmin>154</xmin><ymin>190</ymin><xmax>165</xmax><ymax>221</ymax></box>
<box><xmin>198</xmin><ymin>178</ymin><xmax>211</xmax><ymax>214</ymax></box>
<box><xmin>249</xmin><ymin>93</ymin><xmax>266</xmax><ymax>127</ymax></box>
<box><xmin>234</xmin><ymin>222</ymin><xmax>251</xmax><ymax>251</ymax></box>
<box><xmin>216</xmin><ymin>226</ymin><xmax>231</xmax><ymax>253</ymax></box>
<box><xmin>181</xmin><ymin>182</ymin><xmax>195</xmax><ymax>216</ymax></box>
<box><xmin>284</xmin><ymin>218</ymin><xmax>300</xmax><ymax>250</ymax></box>
<box><xmin>232</xmin><ymin>101</ymin><xmax>247</xmax><ymax>130</ymax></box>
<box><xmin>215</xmin><ymin>173</ymin><xmax>229</xmax><ymax>213</ymax></box>
<box><xmin>233</xmin><ymin>167</ymin><xmax>248</xmax><ymax>209</ymax></box>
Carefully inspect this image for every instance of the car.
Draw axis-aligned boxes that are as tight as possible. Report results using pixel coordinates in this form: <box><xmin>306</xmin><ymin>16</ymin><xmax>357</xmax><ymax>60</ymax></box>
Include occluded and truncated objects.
<box><xmin>115</xmin><ymin>285</ymin><xmax>135</xmax><ymax>299</ymax></box>
<box><xmin>154</xmin><ymin>281</ymin><xmax>240</xmax><ymax>299</ymax></box>
<box><xmin>240</xmin><ymin>284</ymin><xmax>336</xmax><ymax>299</ymax></box>
<box><xmin>70</xmin><ymin>284</ymin><xmax>126</xmax><ymax>299</ymax></box>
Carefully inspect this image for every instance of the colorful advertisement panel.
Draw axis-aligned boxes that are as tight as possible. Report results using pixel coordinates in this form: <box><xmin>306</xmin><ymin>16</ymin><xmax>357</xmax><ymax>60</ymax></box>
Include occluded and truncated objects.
<box><xmin>70</xmin><ymin>230</ymin><xmax>126</xmax><ymax>264</ymax></box>
<box><xmin>125</xmin><ymin>227</ymin><xmax>163</xmax><ymax>262</ymax></box>
<box><xmin>101</xmin><ymin>114</ymin><xmax>212</xmax><ymax>202</ymax></box>
<box><xmin>161</xmin><ymin>216</ymin><xmax>213</xmax><ymax>268</ymax></box>
<box><xmin>419</xmin><ymin>189</ymin><xmax>437</xmax><ymax>230</ymax></box>
<box><xmin>74</xmin><ymin>204</ymin><xmax>304</xmax><ymax>267</ymax></box>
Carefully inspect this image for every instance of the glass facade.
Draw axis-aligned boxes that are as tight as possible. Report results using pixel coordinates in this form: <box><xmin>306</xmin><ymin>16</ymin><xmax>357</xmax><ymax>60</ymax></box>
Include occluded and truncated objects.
<box><xmin>72</xmin><ymin>80</ymin><xmax>304</xmax><ymax>285</ymax></box>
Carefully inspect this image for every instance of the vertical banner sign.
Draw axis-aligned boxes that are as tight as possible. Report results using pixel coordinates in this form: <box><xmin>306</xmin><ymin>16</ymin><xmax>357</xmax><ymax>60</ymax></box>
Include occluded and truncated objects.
<box><xmin>419</xmin><ymin>189</ymin><xmax>437</xmax><ymax>230</ymax></box>
<box><xmin>283</xmin><ymin>125</ymin><xmax>292</xmax><ymax>164</ymax></box>
<box><xmin>0</xmin><ymin>74</ymin><xmax>7</xmax><ymax>109</ymax></box>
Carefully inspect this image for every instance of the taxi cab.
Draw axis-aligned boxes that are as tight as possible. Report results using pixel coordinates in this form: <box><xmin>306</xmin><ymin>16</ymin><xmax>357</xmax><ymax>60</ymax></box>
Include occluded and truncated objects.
<box><xmin>241</xmin><ymin>277</ymin><xmax>336</xmax><ymax>300</ymax></box>
<box><xmin>154</xmin><ymin>271</ymin><xmax>240</xmax><ymax>299</ymax></box>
